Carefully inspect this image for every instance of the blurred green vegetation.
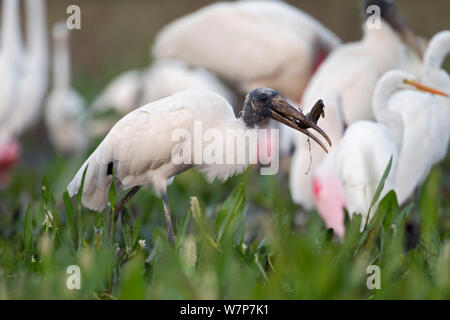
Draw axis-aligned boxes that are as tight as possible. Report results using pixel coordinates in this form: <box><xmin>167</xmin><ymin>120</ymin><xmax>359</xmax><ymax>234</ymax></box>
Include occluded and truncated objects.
<box><xmin>0</xmin><ymin>149</ymin><xmax>449</xmax><ymax>299</ymax></box>
<box><xmin>0</xmin><ymin>0</ymin><xmax>449</xmax><ymax>299</ymax></box>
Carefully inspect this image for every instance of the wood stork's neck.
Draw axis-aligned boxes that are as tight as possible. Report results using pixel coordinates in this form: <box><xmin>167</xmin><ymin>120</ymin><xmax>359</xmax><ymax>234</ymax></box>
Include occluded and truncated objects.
<box><xmin>362</xmin><ymin>21</ymin><xmax>403</xmax><ymax>71</ymax></box>
<box><xmin>423</xmin><ymin>31</ymin><xmax>450</xmax><ymax>71</ymax></box>
<box><xmin>0</xmin><ymin>0</ymin><xmax>23</xmax><ymax>56</ymax></box>
<box><xmin>25</xmin><ymin>0</ymin><xmax>48</xmax><ymax>60</ymax></box>
<box><xmin>372</xmin><ymin>73</ymin><xmax>404</xmax><ymax>150</ymax></box>
<box><xmin>53</xmin><ymin>31</ymin><xmax>71</xmax><ymax>90</ymax></box>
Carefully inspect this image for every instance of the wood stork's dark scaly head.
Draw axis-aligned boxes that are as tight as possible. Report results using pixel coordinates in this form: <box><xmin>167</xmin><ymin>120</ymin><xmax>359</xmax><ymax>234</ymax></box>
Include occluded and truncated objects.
<box><xmin>362</xmin><ymin>0</ymin><xmax>424</xmax><ymax>57</ymax></box>
<box><xmin>241</xmin><ymin>88</ymin><xmax>332</xmax><ymax>153</ymax></box>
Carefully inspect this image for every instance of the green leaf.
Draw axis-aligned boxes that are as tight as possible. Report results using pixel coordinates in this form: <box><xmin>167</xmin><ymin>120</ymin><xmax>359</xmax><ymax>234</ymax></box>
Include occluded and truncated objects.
<box><xmin>354</xmin><ymin>190</ymin><xmax>397</xmax><ymax>256</ymax></box>
<box><xmin>109</xmin><ymin>175</ymin><xmax>117</xmax><ymax>212</ymax></box>
<box><xmin>132</xmin><ymin>218</ymin><xmax>142</xmax><ymax>246</ymax></box>
<box><xmin>175</xmin><ymin>210</ymin><xmax>191</xmax><ymax>250</ymax></box>
<box><xmin>418</xmin><ymin>168</ymin><xmax>441</xmax><ymax>242</ymax></box>
<box><xmin>190</xmin><ymin>196</ymin><xmax>217</xmax><ymax>248</ymax></box>
<box><xmin>63</xmin><ymin>191</ymin><xmax>75</xmax><ymax>250</ymax></box>
<box><xmin>24</xmin><ymin>206</ymin><xmax>33</xmax><ymax>254</ymax></box>
<box><xmin>63</xmin><ymin>191</ymin><xmax>74</xmax><ymax>231</ymax></box>
<box><xmin>394</xmin><ymin>202</ymin><xmax>414</xmax><ymax>226</ymax></box>
<box><xmin>75</xmin><ymin>165</ymin><xmax>88</xmax><ymax>252</ymax></box>
<box><xmin>121</xmin><ymin>207</ymin><xmax>133</xmax><ymax>252</ymax></box>
<box><xmin>367</xmin><ymin>155</ymin><xmax>393</xmax><ymax>220</ymax></box>
<box><xmin>215</xmin><ymin>183</ymin><xmax>245</xmax><ymax>244</ymax></box>
<box><xmin>41</xmin><ymin>177</ymin><xmax>50</xmax><ymax>206</ymax></box>
<box><xmin>76</xmin><ymin>164</ymin><xmax>89</xmax><ymax>204</ymax></box>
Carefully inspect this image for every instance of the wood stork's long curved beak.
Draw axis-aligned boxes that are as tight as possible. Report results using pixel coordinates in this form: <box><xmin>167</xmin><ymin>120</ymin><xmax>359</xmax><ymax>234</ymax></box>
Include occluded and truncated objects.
<box><xmin>400</xmin><ymin>29</ymin><xmax>426</xmax><ymax>59</ymax></box>
<box><xmin>404</xmin><ymin>79</ymin><xmax>449</xmax><ymax>97</ymax></box>
<box><xmin>269</xmin><ymin>96</ymin><xmax>332</xmax><ymax>153</ymax></box>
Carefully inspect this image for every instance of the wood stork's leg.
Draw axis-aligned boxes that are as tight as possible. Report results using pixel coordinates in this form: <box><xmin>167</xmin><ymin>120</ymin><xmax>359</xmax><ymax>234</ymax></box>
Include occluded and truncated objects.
<box><xmin>162</xmin><ymin>191</ymin><xmax>176</xmax><ymax>245</ymax></box>
<box><xmin>109</xmin><ymin>186</ymin><xmax>142</xmax><ymax>243</ymax></box>
<box><xmin>113</xmin><ymin>186</ymin><xmax>142</xmax><ymax>221</ymax></box>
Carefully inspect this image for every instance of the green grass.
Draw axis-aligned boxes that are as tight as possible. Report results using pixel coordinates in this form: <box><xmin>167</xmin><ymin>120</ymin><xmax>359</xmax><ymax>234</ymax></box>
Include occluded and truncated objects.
<box><xmin>0</xmin><ymin>147</ymin><xmax>449</xmax><ymax>299</ymax></box>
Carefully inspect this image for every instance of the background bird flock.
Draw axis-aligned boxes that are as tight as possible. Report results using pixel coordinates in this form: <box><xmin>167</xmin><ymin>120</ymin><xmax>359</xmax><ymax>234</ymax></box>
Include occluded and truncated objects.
<box><xmin>0</xmin><ymin>0</ymin><xmax>449</xmax><ymax>299</ymax></box>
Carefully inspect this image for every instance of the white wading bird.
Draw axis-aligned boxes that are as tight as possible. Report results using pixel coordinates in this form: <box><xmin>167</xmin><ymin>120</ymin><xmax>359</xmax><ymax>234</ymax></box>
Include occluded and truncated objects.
<box><xmin>384</xmin><ymin>31</ymin><xmax>450</xmax><ymax>204</ymax></box>
<box><xmin>89</xmin><ymin>60</ymin><xmax>235</xmax><ymax>137</ymax></box>
<box><xmin>313</xmin><ymin>70</ymin><xmax>448</xmax><ymax>233</ymax></box>
<box><xmin>0</xmin><ymin>0</ymin><xmax>24</xmax><ymax>183</ymax></box>
<box><xmin>45</xmin><ymin>22</ymin><xmax>88</xmax><ymax>155</ymax></box>
<box><xmin>68</xmin><ymin>88</ymin><xmax>331</xmax><ymax>243</ymax></box>
<box><xmin>89</xmin><ymin>70</ymin><xmax>143</xmax><ymax>119</ymax></box>
<box><xmin>0</xmin><ymin>0</ymin><xmax>23</xmax><ymax>123</ymax></box>
<box><xmin>419</xmin><ymin>31</ymin><xmax>450</xmax><ymax>164</ymax></box>
<box><xmin>152</xmin><ymin>0</ymin><xmax>341</xmax><ymax>103</ymax></box>
<box><xmin>289</xmin><ymin>0</ymin><xmax>423</xmax><ymax>210</ymax></box>
<box><xmin>8</xmin><ymin>0</ymin><xmax>48</xmax><ymax>135</ymax></box>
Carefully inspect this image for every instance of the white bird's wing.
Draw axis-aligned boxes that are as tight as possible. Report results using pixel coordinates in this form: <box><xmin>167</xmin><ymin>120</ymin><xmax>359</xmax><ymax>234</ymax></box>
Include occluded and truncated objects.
<box><xmin>90</xmin><ymin>70</ymin><xmax>143</xmax><ymax>114</ymax></box>
<box><xmin>335</xmin><ymin>121</ymin><xmax>398</xmax><ymax>227</ymax></box>
<box><xmin>389</xmin><ymin>90</ymin><xmax>441</xmax><ymax>204</ymax></box>
<box><xmin>68</xmin><ymin>89</ymin><xmax>236</xmax><ymax>211</ymax></box>
<box><xmin>141</xmin><ymin>60</ymin><xmax>235</xmax><ymax>106</ymax></box>
<box><xmin>302</xmin><ymin>45</ymin><xmax>378</xmax><ymax>124</ymax></box>
<box><xmin>68</xmin><ymin>98</ymin><xmax>193</xmax><ymax>211</ymax></box>
<box><xmin>152</xmin><ymin>1</ymin><xmax>320</xmax><ymax>99</ymax></box>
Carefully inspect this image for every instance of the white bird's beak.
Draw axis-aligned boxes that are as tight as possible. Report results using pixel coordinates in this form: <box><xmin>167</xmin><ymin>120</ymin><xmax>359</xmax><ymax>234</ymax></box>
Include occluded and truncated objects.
<box><xmin>403</xmin><ymin>79</ymin><xmax>449</xmax><ymax>97</ymax></box>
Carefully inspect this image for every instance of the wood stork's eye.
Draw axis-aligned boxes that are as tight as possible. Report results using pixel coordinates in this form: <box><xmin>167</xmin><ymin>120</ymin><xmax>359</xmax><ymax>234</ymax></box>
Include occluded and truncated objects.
<box><xmin>259</xmin><ymin>93</ymin><xmax>270</xmax><ymax>102</ymax></box>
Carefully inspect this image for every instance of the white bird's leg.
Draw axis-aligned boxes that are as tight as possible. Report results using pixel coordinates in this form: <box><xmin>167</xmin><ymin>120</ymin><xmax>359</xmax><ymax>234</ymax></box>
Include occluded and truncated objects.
<box><xmin>109</xmin><ymin>186</ymin><xmax>141</xmax><ymax>244</ymax></box>
<box><xmin>162</xmin><ymin>191</ymin><xmax>176</xmax><ymax>246</ymax></box>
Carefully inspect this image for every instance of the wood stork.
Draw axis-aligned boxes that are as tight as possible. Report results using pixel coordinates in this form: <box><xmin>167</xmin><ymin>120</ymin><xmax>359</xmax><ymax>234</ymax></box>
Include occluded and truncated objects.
<box><xmin>289</xmin><ymin>0</ymin><xmax>423</xmax><ymax>210</ymax></box>
<box><xmin>152</xmin><ymin>0</ymin><xmax>341</xmax><ymax>103</ymax></box>
<box><xmin>45</xmin><ymin>22</ymin><xmax>88</xmax><ymax>155</ymax></box>
<box><xmin>300</xmin><ymin>0</ymin><xmax>422</xmax><ymax>126</ymax></box>
<box><xmin>68</xmin><ymin>88</ymin><xmax>331</xmax><ymax>243</ymax></box>
<box><xmin>7</xmin><ymin>0</ymin><xmax>48</xmax><ymax>136</ymax></box>
<box><xmin>89</xmin><ymin>60</ymin><xmax>235</xmax><ymax>137</ymax></box>
<box><xmin>330</xmin><ymin>71</ymin><xmax>447</xmax><ymax>231</ymax></box>
<box><xmin>89</xmin><ymin>69</ymin><xmax>144</xmax><ymax>120</ymax></box>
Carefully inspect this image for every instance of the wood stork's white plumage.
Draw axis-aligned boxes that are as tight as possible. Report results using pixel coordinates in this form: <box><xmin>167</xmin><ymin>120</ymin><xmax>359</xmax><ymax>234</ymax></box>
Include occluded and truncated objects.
<box><xmin>89</xmin><ymin>60</ymin><xmax>235</xmax><ymax>137</ymax></box>
<box><xmin>68</xmin><ymin>88</ymin><xmax>331</xmax><ymax>243</ymax></box>
<box><xmin>89</xmin><ymin>70</ymin><xmax>143</xmax><ymax>117</ymax></box>
<box><xmin>152</xmin><ymin>0</ymin><xmax>341</xmax><ymax>103</ymax></box>
<box><xmin>8</xmin><ymin>0</ymin><xmax>48</xmax><ymax>136</ymax></box>
<box><xmin>45</xmin><ymin>22</ymin><xmax>88</xmax><ymax>155</ymax></box>
<box><xmin>301</xmin><ymin>0</ymin><xmax>422</xmax><ymax>126</ymax></box>
<box><xmin>289</xmin><ymin>0</ymin><xmax>423</xmax><ymax>210</ymax></box>
<box><xmin>140</xmin><ymin>60</ymin><xmax>236</xmax><ymax>107</ymax></box>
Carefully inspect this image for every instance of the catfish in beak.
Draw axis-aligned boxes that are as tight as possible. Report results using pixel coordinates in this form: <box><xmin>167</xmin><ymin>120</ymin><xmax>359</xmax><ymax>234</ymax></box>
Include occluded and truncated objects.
<box><xmin>268</xmin><ymin>95</ymin><xmax>332</xmax><ymax>153</ymax></box>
